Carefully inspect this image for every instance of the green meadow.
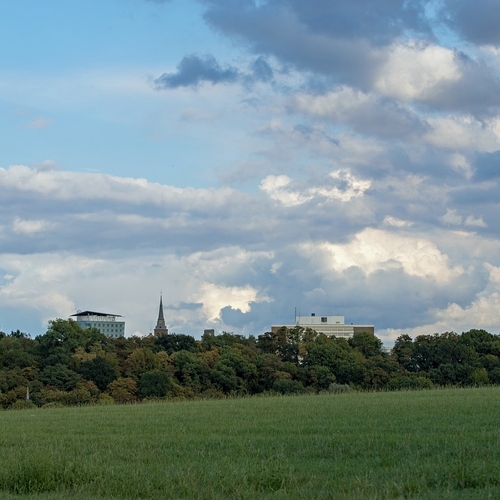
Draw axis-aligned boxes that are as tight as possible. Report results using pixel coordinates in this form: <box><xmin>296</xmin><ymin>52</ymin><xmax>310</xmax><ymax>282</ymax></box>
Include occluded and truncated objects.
<box><xmin>1</xmin><ymin>388</ymin><xmax>500</xmax><ymax>499</ymax></box>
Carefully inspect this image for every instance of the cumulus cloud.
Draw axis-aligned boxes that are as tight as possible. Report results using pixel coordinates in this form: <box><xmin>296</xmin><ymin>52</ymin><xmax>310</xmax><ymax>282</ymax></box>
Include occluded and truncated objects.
<box><xmin>190</xmin><ymin>282</ymin><xmax>271</xmax><ymax>321</ymax></box>
<box><xmin>374</xmin><ymin>43</ymin><xmax>461</xmax><ymax>102</ymax></box>
<box><xmin>464</xmin><ymin>215</ymin><xmax>487</xmax><ymax>228</ymax></box>
<box><xmin>440</xmin><ymin>209</ymin><xmax>463</xmax><ymax>226</ymax></box>
<box><xmin>299</xmin><ymin>228</ymin><xmax>463</xmax><ymax>282</ymax></box>
<box><xmin>440</xmin><ymin>209</ymin><xmax>487</xmax><ymax>228</ymax></box>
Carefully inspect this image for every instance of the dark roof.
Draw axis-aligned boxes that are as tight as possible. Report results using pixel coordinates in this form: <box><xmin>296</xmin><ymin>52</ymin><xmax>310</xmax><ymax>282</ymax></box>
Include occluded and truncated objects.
<box><xmin>71</xmin><ymin>311</ymin><xmax>122</xmax><ymax>317</ymax></box>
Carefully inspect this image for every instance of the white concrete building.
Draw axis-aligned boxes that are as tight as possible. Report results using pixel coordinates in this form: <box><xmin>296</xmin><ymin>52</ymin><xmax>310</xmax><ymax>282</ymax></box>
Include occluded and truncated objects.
<box><xmin>271</xmin><ymin>313</ymin><xmax>374</xmax><ymax>338</ymax></box>
<box><xmin>71</xmin><ymin>311</ymin><xmax>125</xmax><ymax>338</ymax></box>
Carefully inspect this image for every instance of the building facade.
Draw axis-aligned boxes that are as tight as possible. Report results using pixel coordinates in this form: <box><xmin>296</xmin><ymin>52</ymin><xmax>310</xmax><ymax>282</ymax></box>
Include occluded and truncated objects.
<box><xmin>271</xmin><ymin>313</ymin><xmax>374</xmax><ymax>339</ymax></box>
<box><xmin>71</xmin><ymin>311</ymin><xmax>125</xmax><ymax>338</ymax></box>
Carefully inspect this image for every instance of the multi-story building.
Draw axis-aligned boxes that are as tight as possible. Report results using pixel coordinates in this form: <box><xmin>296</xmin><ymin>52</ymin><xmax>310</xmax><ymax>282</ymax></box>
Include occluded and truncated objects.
<box><xmin>71</xmin><ymin>311</ymin><xmax>125</xmax><ymax>338</ymax></box>
<box><xmin>271</xmin><ymin>313</ymin><xmax>374</xmax><ymax>339</ymax></box>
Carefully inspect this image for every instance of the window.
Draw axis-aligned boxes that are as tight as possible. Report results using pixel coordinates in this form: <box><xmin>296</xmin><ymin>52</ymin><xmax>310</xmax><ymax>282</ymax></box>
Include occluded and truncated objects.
<box><xmin>321</xmin><ymin>317</ymin><xmax>327</xmax><ymax>323</ymax></box>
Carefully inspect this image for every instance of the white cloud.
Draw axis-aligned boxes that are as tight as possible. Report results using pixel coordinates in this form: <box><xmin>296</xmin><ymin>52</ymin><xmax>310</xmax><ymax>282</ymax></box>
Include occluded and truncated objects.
<box><xmin>300</xmin><ymin>228</ymin><xmax>463</xmax><ymax>281</ymax></box>
<box><xmin>464</xmin><ymin>215</ymin><xmax>487</xmax><ymax>228</ymax></box>
<box><xmin>375</xmin><ymin>42</ymin><xmax>461</xmax><ymax>101</ymax></box>
<box><xmin>439</xmin><ymin>210</ymin><xmax>487</xmax><ymax>228</ymax></box>
<box><xmin>383</xmin><ymin>216</ymin><xmax>413</xmax><ymax>227</ymax></box>
<box><xmin>448</xmin><ymin>153</ymin><xmax>473</xmax><ymax>179</ymax></box>
<box><xmin>485</xmin><ymin>263</ymin><xmax>500</xmax><ymax>286</ymax></box>
<box><xmin>0</xmin><ymin>164</ymin><xmax>240</xmax><ymax>210</ymax></box>
<box><xmin>259</xmin><ymin>169</ymin><xmax>370</xmax><ymax>206</ymax></box>
<box><xmin>259</xmin><ymin>175</ymin><xmax>310</xmax><ymax>206</ymax></box>
<box><xmin>12</xmin><ymin>217</ymin><xmax>55</xmax><ymax>236</ymax></box>
<box><xmin>425</xmin><ymin>115</ymin><xmax>500</xmax><ymax>152</ymax></box>
<box><xmin>190</xmin><ymin>283</ymin><xmax>271</xmax><ymax>322</ymax></box>
<box><xmin>440</xmin><ymin>209</ymin><xmax>463</xmax><ymax>226</ymax></box>
<box><xmin>294</xmin><ymin>87</ymin><xmax>371</xmax><ymax>119</ymax></box>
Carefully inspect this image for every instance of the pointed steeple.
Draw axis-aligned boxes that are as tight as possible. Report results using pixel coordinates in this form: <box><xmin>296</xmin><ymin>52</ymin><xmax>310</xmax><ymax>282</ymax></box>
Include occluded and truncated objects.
<box><xmin>154</xmin><ymin>293</ymin><xmax>168</xmax><ymax>337</ymax></box>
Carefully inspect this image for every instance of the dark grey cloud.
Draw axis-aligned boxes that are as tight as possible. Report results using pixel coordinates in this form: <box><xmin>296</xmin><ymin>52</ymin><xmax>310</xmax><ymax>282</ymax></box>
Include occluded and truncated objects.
<box><xmin>445</xmin><ymin>0</ymin><xmax>500</xmax><ymax>46</ymax></box>
<box><xmin>451</xmin><ymin>185</ymin><xmax>500</xmax><ymax>205</ymax></box>
<box><xmin>251</xmin><ymin>56</ymin><xmax>274</xmax><ymax>82</ymax></box>
<box><xmin>202</xmin><ymin>0</ymin><xmax>430</xmax><ymax>46</ymax></box>
<box><xmin>293</xmin><ymin>91</ymin><xmax>429</xmax><ymax>140</ymax></box>
<box><xmin>154</xmin><ymin>54</ymin><xmax>239</xmax><ymax>89</ymax></box>
<box><xmin>419</xmin><ymin>54</ymin><xmax>500</xmax><ymax>116</ymax></box>
<box><xmin>155</xmin><ymin>54</ymin><xmax>278</xmax><ymax>89</ymax></box>
<box><xmin>196</xmin><ymin>0</ymin><xmax>500</xmax><ymax>116</ymax></box>
<box><xmin>473</xmin><ymin>151</ymin><xmax>500</xmax><ymax>181</ymax></box>
<box><xmin>199</xmin><ymin>0</ymin><xmax>431</xmax><ymax>90</ymax></box>
<box><xmin>339</xmin><ymin>97</ymin><xmax>429</xmax><ymax>139</ymax></box>
<box><xmin>276</xmin><ymin>0</ymin><xmax>429</xmax><ymax>44</ymax></box>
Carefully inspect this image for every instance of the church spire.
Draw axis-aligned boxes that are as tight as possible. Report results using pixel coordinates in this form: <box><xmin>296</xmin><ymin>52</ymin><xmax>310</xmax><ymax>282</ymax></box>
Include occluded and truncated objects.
<box><xmin>154</xmin><ymin>293</ymin><xmax>168</xmax><ymax>337</ymax></box>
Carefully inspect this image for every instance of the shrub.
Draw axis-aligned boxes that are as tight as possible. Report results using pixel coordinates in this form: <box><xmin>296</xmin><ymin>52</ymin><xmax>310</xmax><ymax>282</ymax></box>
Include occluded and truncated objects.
<box><xmin>387</xmin><ymin>376</ymin><xmax>434</xmax><ymax>391</ymax></box>
<box><xmin>327</xmin><ymin>383</ymin><xmax>352</xmax><ymax>394</ymax></box>
<box><xmin>272</xmin><ymin>379</ymin><xmax>305</xmax><ymax>395</ymax></box>
<box><xmin>10</xmin><ymin>400</ymin><xmax>37</xmax><ymax>410</ymax></box>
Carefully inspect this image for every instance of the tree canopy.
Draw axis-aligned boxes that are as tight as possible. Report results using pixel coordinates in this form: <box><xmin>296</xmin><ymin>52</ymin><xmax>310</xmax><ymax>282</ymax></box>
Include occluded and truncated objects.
<box><xmin>1</xmin><ymin>320</ymin><xmax>499</xmax><ymax>409</ymax></box>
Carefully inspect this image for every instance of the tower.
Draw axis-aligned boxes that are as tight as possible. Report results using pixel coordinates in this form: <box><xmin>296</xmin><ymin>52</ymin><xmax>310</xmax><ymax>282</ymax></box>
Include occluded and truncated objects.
<box><xmin>154</xmin><ymin>294</ymin><xmax>168</xmax><ymax>337</ymax></box>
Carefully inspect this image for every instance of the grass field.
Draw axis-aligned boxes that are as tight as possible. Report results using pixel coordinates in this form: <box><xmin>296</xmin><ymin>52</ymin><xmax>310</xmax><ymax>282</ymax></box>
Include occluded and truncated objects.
<box><xmin>1</xmin><ymin>388</ymin><xmax>500</xmax><ymax>499</ymax></box>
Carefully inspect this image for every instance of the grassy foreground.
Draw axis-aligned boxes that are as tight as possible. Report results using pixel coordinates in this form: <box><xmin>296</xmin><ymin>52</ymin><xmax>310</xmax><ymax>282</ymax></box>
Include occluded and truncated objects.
<box><xmin>1</xmin><ymin>388</ymin><xmax>500</xmax><ymax>499</ymax></box>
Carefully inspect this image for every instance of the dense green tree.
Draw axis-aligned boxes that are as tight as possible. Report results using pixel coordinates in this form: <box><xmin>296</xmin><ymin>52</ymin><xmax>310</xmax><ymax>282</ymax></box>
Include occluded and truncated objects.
<box><xmin>201</xmin><ymin>332</ymin><xmax>256</xmax><ymax>351</ymax></box>
<box><xmin>107</xmin><ymin>377</ymin><xmax>138</xmax><ymax>403</ymax></box>
<box><xmin>124</xmin><ymin>348</ymin><xmax>160</xmax><ymax>380</ymax></box>
<box><xmin>39</xmin><ymin>363</ymin><xmax>80</xmax><ymax>391</ymax></box>
<box><xmin>139</xmin><ymin>370</ymin><xmax>173</xmax><ymax>398</ymax></box>
<box><xmin>155</xmin><ymin>334</ymin><xmax>198</xmax><ymax>355</ymax></box>
<box><xmin>80</xmin><ymin>357</ymin><xmax>118</xmax><ymax>391</ymax></box>
<box><xmin>0</xmin><ymin>336</ymin><xmax>37</xmax><ymax>369</ymax></box>
<box><xmin>460</xmin><ymin>329</ymin><xmax>500</xmax><ymax>356</ymax></box>
<box><xmin>257</xmin><ymin>327</ymin><xmax>317</xmax><ymax>364</ymax></box>
<box><xmin>348</xmin><ymin>332</ymin><xmax>384</xmax><ymax>358</ymax></box>
<box><xmin>36</xmin><ymin>320</ymin><xmax>105</xmax><ymax>369</ymax></box>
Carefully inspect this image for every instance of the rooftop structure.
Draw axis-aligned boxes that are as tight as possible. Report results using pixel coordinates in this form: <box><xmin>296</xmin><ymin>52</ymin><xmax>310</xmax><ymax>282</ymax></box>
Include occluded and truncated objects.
<box><xmin>271</xmin><ymin>313</ymin><xmax>374</xmax><ymax>338</ymax></box>
<box><xmin>153</xmin><ymin>295</ymin><xmax>168</xmax><ymax>337</ymax></box>
<box><xmin>71</xmin><ymin>311</ymin><xmax>125</xmax><ymax>338</ymax></box>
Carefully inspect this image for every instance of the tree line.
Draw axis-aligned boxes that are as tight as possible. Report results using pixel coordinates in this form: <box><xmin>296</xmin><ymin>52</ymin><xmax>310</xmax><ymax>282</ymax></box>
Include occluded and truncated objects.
<box><xmin>1</xmin><ymin>319</ymin><xmax>499</xmax><ymax>409</ymax></box>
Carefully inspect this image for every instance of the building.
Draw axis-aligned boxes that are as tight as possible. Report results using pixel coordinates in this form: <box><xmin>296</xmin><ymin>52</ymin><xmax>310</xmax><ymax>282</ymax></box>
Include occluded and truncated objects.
<box><xmin>153</xmin><ymin>295</ymin><xmax>168</xmax><ymax>337</ymax></box>
<box><xmin>71</xmin><ymin>311</ymin><xmax>125</xmax><ymax>338</ymax></box>
<box><xmin>271</xmin><ymin>313</ymin><xmax>374</xmax><ymax>339</ymax></box>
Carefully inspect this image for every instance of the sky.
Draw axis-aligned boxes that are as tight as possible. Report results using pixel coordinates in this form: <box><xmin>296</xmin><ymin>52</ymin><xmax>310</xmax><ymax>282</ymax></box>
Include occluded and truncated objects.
<box><xmin>2</xmin><ymin>0</ymin><xmax>500</xmax><ymax>343</ymax></box>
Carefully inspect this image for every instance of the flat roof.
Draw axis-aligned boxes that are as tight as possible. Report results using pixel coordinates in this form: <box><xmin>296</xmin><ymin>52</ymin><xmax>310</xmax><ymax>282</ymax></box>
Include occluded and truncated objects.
<box><xmin>71</xmin><ymin>311</ymin><xmax>122</xmax><ymax>318</ymax></box>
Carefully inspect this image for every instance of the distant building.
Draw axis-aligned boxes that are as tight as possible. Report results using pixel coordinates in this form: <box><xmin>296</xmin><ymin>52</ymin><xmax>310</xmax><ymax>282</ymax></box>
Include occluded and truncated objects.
<box><xmin>153</xmin><ymin>295</ymin><xmax>168</xmax><ymax>337</ymax></box>
<box><xmin>271</xmin><ymin>313</ymin><xmax>374</xmax><ymax>339</ymax></box>
<box><xmin>71</xmin><ymin>311</ymin><xmax>125</xmax><ymax>338</ymax></box>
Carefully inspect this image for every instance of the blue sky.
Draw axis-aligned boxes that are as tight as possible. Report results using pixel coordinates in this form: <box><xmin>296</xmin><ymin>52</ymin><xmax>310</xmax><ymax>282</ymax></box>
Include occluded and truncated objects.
<box><xmin>2</xmin><ymin>0</ymin><xmax>500</xmax><ymax>343</ymax></box>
